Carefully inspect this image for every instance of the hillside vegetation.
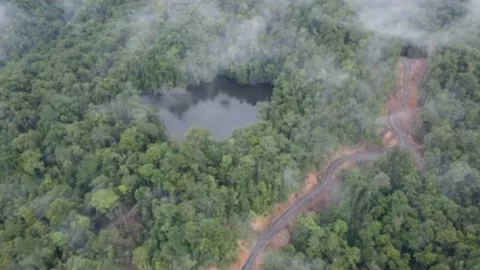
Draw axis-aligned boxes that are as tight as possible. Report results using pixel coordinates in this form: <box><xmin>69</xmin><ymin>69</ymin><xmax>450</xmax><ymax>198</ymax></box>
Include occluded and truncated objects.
<box><xmin>0</xmin><ymin>0</ymin><xmax>478</xmax><ymax>270</ymax></box>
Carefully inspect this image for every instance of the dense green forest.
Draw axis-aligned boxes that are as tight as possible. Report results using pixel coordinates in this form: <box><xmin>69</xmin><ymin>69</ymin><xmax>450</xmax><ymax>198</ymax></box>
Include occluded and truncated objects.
<box><xmin>264</xmin><ymin>148</ymin><xmax>480</xmax><ymax>269</ymax></box>
<box><xmin>0</xmin><ymin>0</ymin><xmax>478</xmax><ymax>270</ymax></box>
<box><xmin>262</xmin><ymin>1</ymin><xmax>480</xmax><ymax>269</ymax></box>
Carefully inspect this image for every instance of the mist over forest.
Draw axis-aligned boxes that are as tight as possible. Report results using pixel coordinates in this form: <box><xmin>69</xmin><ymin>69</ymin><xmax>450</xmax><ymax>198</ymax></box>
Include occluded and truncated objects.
<box><xmin>0</xmin><ymin>0</ymin><xmax>479</xmax><ymax>269</ymax></box>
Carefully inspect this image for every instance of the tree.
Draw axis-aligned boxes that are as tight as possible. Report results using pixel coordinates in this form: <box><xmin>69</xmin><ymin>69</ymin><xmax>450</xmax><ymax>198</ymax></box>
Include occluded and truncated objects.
<box><xmin>91</xmin><ymin>189</ymin><xmax>119</xmax><ymax>214</ymax></box>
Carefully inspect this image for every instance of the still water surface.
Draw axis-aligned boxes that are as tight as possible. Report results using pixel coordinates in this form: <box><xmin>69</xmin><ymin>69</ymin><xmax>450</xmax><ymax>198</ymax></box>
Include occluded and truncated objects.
<box><xmin>143</xmin><ymin>77</ymin><xmax>273</xmax><ymax>141</ymax></box>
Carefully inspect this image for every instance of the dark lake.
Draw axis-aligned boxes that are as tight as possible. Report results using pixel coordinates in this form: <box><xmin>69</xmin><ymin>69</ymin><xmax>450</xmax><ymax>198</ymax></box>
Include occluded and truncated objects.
<box><xmin>143</xmin><ymin>76</ymin><xmax>273</xmax><ymax>141</ymax></box>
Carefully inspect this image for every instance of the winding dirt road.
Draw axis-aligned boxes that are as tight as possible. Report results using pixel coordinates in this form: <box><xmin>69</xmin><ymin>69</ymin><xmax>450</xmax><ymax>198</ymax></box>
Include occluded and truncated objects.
<box><xmin>242</xmin><ymin>58</ymin><xmax>417</xmax><ymax>270</ymax></box>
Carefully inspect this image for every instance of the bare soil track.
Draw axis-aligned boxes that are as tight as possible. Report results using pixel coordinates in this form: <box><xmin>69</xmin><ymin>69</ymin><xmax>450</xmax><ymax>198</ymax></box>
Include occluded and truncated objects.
<box><xmin>241</xmin><ymin>57</ymin><xmax>427</xmax><ymax>270</ymax></box>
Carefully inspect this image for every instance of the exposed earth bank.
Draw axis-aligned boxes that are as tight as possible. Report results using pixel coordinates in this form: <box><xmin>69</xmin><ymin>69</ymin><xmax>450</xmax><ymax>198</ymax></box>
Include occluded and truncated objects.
<box><xmin>210</xmin><ymin>57</ymin><xmax>428</xmax><ymax>270</ymax></box>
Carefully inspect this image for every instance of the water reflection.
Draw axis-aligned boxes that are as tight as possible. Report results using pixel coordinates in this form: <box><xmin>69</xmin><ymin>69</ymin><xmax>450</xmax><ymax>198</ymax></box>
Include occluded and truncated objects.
<box><xmin>143</xmin><ymin>76</ymin><xmax>273</xmax><ymax>141</ymax></box>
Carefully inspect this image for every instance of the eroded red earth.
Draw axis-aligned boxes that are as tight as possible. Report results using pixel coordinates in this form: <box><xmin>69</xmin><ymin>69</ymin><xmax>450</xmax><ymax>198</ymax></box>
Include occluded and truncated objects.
<box><xmin>383</xmin><ymin>58</ymin><xmax>427</xmax><ymax>166</ymax></box>
<box><xmin>218</xmin><ymin>58</ymin><xmax>428</xmax><ymax>270</ymax></box>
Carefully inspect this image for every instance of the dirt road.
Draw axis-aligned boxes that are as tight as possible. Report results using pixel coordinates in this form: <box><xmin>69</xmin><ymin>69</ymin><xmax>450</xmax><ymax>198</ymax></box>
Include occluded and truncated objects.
<box><xmin>242</xmin><ymin>57</ymin><xmax>421</xmax><ymax>270</ymax></box>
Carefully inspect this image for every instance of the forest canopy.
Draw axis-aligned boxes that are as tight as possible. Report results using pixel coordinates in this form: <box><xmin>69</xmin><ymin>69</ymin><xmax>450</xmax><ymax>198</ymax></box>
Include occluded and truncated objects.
<box><xmin>0</xmin><ymin>0</ymin><xmax>479</xmax><ymax>270</ymax></box>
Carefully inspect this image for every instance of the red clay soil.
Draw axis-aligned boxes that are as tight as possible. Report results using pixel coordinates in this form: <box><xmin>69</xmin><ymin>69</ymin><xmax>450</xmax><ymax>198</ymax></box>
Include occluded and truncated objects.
<box><xmin>251</xmin><ymin>193</ymin><xmax>296</xmax><ymax>233</ymax></box>
<box><xmin>245</xmin><ymin>152</ymin><xmax>364</xmax><ymax>270</ymax></box>
<box><xmin>250</xmin><ymin>145</ymin><xmax>363</xmax><ymax>234</ymax></box>
<box><xmin>206</xmin><ymin>240</ymin><xmax>256</xmax><ymax>270</ymax></box>
<box><xmin>308</xmin><ymin>159</ymin><xmax>358</xmax><ymax>209</ymax></box>
<box><xmin>382</xmin><ymin>130</ymin><xmax>398</xmax><ymax>148</ymax></box>
<box><xmin>406</xmin><ymin>59</ymin><xmax>428</xmax><ymax>168</ymax></box>
<box><xmin>228</xmin><ymin>145</ymin><xmax>365</xmax><ymax>269</ymax></box>
<box><xmin>405</xmin><ymin>59</ymin><xmax>428</xmax><ymax>142</ymax></box>
<box><xmin>383</xmin><ymin>60</ymin><xmax>405</xmax><ymax>147</ymax></box>
<box><xmin>383</xmin><ymin>58</ymin><xmax>428</xmax><ymax>167</ymax></box>
<box><xmin>221</xmin><ymin>58</ymin><xmax>429</xmax><ymax>270</ymax></box>
<box><xmin>226</xmin><ymin>241</ymin><xmax>254</xmax><ymax>270</ymax></box>
<box><xmin>267</xmin><ymin>228</ymin><xmax>291</xmax><ymax>252</ymax></box>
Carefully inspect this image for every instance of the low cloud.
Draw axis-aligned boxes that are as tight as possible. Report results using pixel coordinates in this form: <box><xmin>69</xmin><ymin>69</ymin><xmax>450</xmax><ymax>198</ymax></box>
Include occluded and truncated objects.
<box><xmin>122</xmin><ymin>0</ymin><xmax>315</xmax><ymax>83</ymax></box>
<box><xmin>348</xmin><ymin>0</ymin><xmax>480</xmax><ymax>47</ymax></box>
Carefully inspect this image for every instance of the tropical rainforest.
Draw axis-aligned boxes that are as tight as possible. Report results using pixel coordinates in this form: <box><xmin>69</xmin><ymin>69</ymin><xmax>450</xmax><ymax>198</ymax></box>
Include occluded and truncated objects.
<box><xmin>0</xmin><ymin>0</ymin><xmax>478</xmax><ymax>270</ymax></box>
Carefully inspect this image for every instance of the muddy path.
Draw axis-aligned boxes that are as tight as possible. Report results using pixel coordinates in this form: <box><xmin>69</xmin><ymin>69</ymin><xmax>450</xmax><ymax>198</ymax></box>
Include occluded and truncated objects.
<box><xmin>241</xmin><ymin>57</ymin><xmax>426</xmax><ymax>270</ymax></box>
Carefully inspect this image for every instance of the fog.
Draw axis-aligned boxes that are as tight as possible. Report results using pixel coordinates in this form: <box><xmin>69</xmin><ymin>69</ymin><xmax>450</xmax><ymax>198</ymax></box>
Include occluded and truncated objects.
<box><xmin>348</xmin><ymin>0</ymin><xmax>480</xmax><ymax>48</ymax></box>
<box><xmin>122</xmin><ymin>0</ymin><xmax>327</xmax><ymax>84</ymax></box>
<box><xmin>0</xmin><ymin>4</ymin><xmax>5</xmax><ymax>24</ymax></box>
<box><xmin>0</xmin><ymin>3</ymin><xmax>11</xmax><ymax>63</ymax></box>
<box><xmin>2</xmin><ymin>0</ymin><xmax>479</xmax><ymax>268</ymax></box>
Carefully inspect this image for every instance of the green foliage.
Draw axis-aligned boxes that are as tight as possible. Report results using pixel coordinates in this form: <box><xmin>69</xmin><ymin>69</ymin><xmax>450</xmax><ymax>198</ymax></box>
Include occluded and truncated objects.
<box><xmin>268</xmin><ymin>149</ymin><xmax>480</xmax><ymax>269</ymax></box>
<box><xmin>1</xmin><ymin>0</ymin><xmax>477</xmax><ymax>269</ymax></box>
<box><xmin>91</xmin><ymin>189</ymin><xmax>120</xmax><ymax>214</ymax></box>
